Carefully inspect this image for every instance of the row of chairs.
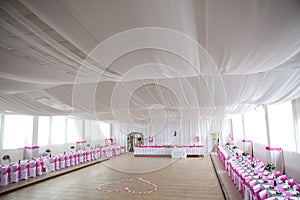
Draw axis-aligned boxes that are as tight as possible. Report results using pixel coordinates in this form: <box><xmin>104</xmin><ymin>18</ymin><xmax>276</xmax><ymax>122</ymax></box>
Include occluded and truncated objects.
<box><xmin>1</xmin><ymin>146</ymin><xmax>126</xmax><ymax>187</ymax></box>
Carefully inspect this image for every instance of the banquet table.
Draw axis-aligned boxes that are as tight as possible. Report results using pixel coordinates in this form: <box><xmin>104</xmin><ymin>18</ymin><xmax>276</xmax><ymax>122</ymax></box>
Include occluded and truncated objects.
<box><xmin>217</xmin><ymin>145</ymin><xmax>300</xmax><ymax>200</ymax></box>
<box><xmin>0</xmin><ymin>158</ymin><xmax>45</xmax><ymax>186</ymax></box>
<box><xmin>1</xmin><ymin>145</ymin><xmax>126</xmax><ymax>187</ymax></box>
<box><xmin>134</xmin><ymin>145</ymin><xmax>204</xmax><ymax>157</ymax></box>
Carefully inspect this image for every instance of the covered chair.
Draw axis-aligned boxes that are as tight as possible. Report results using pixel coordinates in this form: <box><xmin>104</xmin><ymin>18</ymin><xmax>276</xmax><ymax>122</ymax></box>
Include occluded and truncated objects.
<box><xmin>28</xmin><ymin>161</ymin><xmax>36</xmax><ymax>178</ymax></box>
<box><xmin>0</xmin><ymin>167</ymin><xmax>8</xmax><ymax>186</ymax></box>
<box><xmin>35</xmin><ymin>160</ymin><xmax>43</xmax><ymax>176</ymax></box>
<box><xmin>44</xmin><ymin>157</ymin><xmax>55</xmax><ymax>173</ymax></box>
<box><xmin>19</xmin><ymin>163</ymin><xmax>28</xmax><ymax>180</ymax></box>
<box><xmin>258</xmin><ymin>190</ymin><xmax>268</xmax><ymax>200</ymax></box>
<box><xmin>9</xmin><ymin>165</ymin><xmax>20</xmax><ymax>183</ymax></box>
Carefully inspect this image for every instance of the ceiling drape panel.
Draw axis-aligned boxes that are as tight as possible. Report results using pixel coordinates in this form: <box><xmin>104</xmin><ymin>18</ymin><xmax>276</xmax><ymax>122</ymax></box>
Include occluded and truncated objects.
<box><xmin>0</xmin><ymin>0</ymin><xmax>299</xmax><ymax>124</ymax></box>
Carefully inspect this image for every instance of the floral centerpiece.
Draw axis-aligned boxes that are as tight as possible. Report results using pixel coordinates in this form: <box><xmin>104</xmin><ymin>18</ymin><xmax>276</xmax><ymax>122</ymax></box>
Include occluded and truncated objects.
<box><xmin>45</xmin><ymin>149</ymin><xmax>51</xmax><ymax>153</ymax></box>
<box><xmin>2</xmin><ymin>154</ymin><xmax>11</xmax><ymax>164</ymax></box>
<box><xmin>44</xmin><ymin>148</ymin><xmax>51</xmax><ymax>157</ymax></box>
<box><xmin>242</xmin><ymin>152</ymin><xmax>249</xmax><ymax>156</ymax></box>
<box><xmin>264</xmin><ymin>162</ymin><xmax>275</xmax><ymax>171</ymax></box>
<box><xmin>3</xmin><ymin>154</ymin><xmax>11</xmax><ymax>160</ymax></box>
<box><xmin>70</xmin><ymin>145</ymin><xmax>75</xmax><ymax>152</ymax></box>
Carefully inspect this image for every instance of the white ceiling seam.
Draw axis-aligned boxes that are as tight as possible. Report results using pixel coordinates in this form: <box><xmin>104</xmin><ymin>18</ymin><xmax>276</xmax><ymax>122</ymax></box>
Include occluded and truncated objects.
<box><xmin>0</xmin><ymin>1</ymin><xmax>84</xmax><ymax>69</ymax></box>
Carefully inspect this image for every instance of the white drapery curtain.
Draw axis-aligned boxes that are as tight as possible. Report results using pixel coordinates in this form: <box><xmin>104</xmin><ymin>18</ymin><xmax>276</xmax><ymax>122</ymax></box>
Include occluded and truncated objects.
<box><xmin>112</xmin><ymin>118</ymin><xmax>211</xmax><ymax>151</ymax></box>
<box><xmin>0</xmin><ymin>0</ymin><xmax>299</xmax><ymax>121</ymax></box>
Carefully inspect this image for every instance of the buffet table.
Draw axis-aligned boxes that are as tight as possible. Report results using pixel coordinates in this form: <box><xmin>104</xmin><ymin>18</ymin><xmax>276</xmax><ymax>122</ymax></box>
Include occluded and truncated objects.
<box><xmin>134</xmin><ymin>145</ymin><xmax>204</xmax><ymax>157</ymax></box>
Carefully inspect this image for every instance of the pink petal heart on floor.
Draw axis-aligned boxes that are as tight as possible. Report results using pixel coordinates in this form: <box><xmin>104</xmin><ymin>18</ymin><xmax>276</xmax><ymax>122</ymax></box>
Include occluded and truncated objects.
<box><xmin>97</xmin><ymin>177</ymin><xmax>158</xmax><ymax>194</ymax></box>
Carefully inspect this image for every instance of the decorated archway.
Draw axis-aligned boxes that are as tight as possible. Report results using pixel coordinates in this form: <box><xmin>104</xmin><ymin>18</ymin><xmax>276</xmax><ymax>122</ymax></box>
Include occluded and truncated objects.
<box><xmin>127</xmin><ymin>132</ymin><xmax>144</xmax><ymax>152</ymax></box>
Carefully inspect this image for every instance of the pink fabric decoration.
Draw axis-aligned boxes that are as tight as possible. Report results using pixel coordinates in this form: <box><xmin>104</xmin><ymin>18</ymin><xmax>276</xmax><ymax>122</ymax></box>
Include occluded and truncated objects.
<box><xmin>17</xmin><ymin>165</ymin><xmax>22</xmax><ymax>180</ymax></box>
<box><xmin>242</xmin><ymin>139</ymin><xmax>252</xmax><ymax>143</ymax></box>
<box><xmin>265</xmin><ymin>146</ymin><xmax>282</xmax><ymax>151</ymax></box>
<box><xmin>288</xmin><ymin>179</ymin><xmax>297</xmax><ymax>187</ymax></box>
<box><xmin>148</xmin><ymin>136</ymin><xmax>153</xmax><ymax>143</ymax></box>
<box><xmin>7</xmin><ymin>167</ymin><xmax>11</xmax><ymax>183</ymax></box>
<box><xmin>76</xmin><ymin>141</ymin><xmax>86</xmax><ymax>144</ymax></box>
<box><xmin>275</xmin><ymin>171</ymin><xmax>281</xmax><ymax>178</ymax></box>
<box><xmin>229</xmin><ymin>133</ymin><xmax>234</xmax><ymax>141</ymax></box>
<box><xmin>297</xmin><ymin>185</ymin><xmax>300</xmax><ymax>192</ymax></box>
<box><xmin>279</xmin><ymin>175</ymin><xmax>288</xmax><ymax>182</ymax></box>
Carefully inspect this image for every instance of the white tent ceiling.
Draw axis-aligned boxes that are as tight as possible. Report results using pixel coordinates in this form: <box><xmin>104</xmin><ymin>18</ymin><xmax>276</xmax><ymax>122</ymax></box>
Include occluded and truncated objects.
<box><xmin>0</xmin><ymin>0</ymin><xmax>300</xmax><ymax>123</ymax></box>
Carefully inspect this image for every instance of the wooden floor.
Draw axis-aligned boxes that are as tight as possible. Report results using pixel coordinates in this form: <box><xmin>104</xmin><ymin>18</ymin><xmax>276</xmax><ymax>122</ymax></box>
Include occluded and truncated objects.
<box><xmin>211</xmin><ymin>153</ymin><xmax>243</xmax><ymax>200</ymax></box>
<box><xmin>0</xmin><ymin>153</ymin><xmax>242</xmax><ymax>200</ymax></box>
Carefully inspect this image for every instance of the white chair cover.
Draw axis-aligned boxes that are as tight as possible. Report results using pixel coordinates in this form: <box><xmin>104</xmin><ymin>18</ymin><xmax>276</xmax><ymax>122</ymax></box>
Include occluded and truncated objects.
<box><xmin>45</xmin><ymin>158</ymin><xmax>55</xmax><ymax>172</ymax></box>
<box><xmin>20</xmin><ymin>163</ymin><xmax>28</xmax><ymax>180</ymax></box>
<box><xmin>9</xmin><ymin>165</ymin><xmax>19</xmax><ymax>183</ymax></box>
<box><xmin>59</xmin><ymin>156</ymin><xmax>65</xmax><ymax>169</ymax></box>
<box><xmin>28</xmin><ymin>161</ymin><xmax>36</xmax><ymax>178</ymax></box>
<box><xmin>36</xmin><ymin>161</ymin><xmax>43</xmax><ymax>176</ymax></box>
<box><xmin>65</xmin><ymin>157</ymin><xmax>70</xmax><ymax>167</ymax></box>
<box><xmin>0</xmin><ymin>167</ymin><xmax>8</xmax><ymax>186</ymax></box>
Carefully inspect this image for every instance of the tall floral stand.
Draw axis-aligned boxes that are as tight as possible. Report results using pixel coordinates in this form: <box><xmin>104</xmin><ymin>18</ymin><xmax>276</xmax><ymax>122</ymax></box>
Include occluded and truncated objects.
<box><xmin>76</xmin><ymin>141</ymin><xmax>86</xmax><ymax>151</ymax></box>
<box><xmin>24</xmin><ymin>146</ymin><xmax>40</xmax><ymax>160</ymax></box>
<box><xmin>242</xmin><ymin>139</ymin><xmax>253</xmax><ymax>157</ymax></box>
<box><xmin>265</xmin><ymin>146</ymin><xmax>285</xmax><ymax>174</ymax></box>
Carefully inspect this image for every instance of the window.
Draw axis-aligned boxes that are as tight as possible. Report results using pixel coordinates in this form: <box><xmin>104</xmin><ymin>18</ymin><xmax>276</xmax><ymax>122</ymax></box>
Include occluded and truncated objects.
<box><xmin>66</xmin><ymin>118</ymin><xmax>81</xmax><ymax>143</ymax></box>
<box><xmin>38</xmin><ymin>116</ymin><xmax>50</xmax><ymax>146</ymax></box>
<box><xmin>51</xmin><ymin>116</ymin><xmax>66</xmax><ymax>145</ymax></box>
<box><xmin>100</xmin><ymin>121</ymin><xmax>111</xmax><ymax>138</ymax></box>
<box><xmin>91</xmin><ymin>120</ymin><xmax>101</xmax><ymax>141</ymax></box>
<box><xmin>3</xmin><ymin>115</ymin><xmax>33</xmax><ymax>149</ymax></box>
<box><xmin>244</xmin><ymin>108</ymin><xmax>267</xmax><ymax>144</ymax></box>
<box><xmin>231</xmin><ymin>115</ymin><xmax>244</xmax><ymax>143</ymax></box>
<box><xmin>89</xmin><ymin>121</ymin><xmax>111</xmax><ymax>141</ymax></box>
<box><xmin>294</xmin><ymin>98</ymin><xmax>300</xmax><ymax>153</ymax></box>
<box><xmin>268</xmin><ymin>101</ymin><xmax>296</xmax><ymax>151</ymax></box>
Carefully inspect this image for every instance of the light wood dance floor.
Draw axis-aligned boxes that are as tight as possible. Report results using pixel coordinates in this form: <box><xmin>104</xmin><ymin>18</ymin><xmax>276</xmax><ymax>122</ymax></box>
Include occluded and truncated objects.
<box><xmin>0</xmin><ymin>153</ymin><xmax>242</xmax><ymax>200</ymax></box>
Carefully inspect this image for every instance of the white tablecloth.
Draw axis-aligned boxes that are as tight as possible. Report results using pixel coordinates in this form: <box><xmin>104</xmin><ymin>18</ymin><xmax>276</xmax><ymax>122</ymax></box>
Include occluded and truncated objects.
<box><xmin>171</xmin><ymin>149</ymin><xmax>187</xmax><ymax>158</ymax></box>
<box><xmin>134</xmin><ymin>146</ymin><xmax>204</xmax><ymax>157</ymax></box>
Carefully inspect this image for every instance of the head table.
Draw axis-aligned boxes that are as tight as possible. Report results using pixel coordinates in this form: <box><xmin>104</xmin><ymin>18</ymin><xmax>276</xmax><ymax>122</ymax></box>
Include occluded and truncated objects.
<box><xmin>217</xmin><ymin>145</ymin><xmax>300</xmax><ymax>200</ymax></box>
<box><xmin>134</xmin><ymin>145</ymin><xmax>204</xmax><ymax>158</ymax></box>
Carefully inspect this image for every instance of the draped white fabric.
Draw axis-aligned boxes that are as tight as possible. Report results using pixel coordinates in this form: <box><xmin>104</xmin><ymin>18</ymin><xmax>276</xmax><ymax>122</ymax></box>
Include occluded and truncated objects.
<box><xmin>112</xmin><ymin>119</ymin><xmax>210</xmax><ymax>151</ymax></box>
<box><xmin>0</xmin><ymin>0</ymin><xmax>300</xmax><ymax>127</ymax></box>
